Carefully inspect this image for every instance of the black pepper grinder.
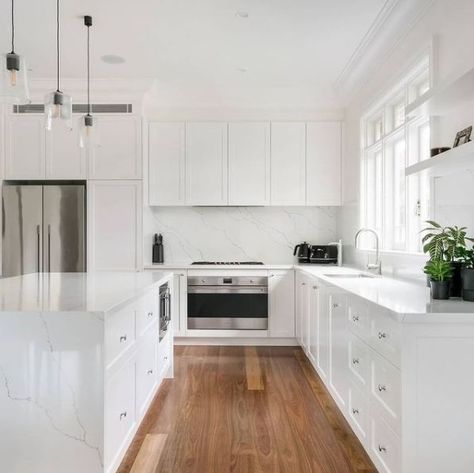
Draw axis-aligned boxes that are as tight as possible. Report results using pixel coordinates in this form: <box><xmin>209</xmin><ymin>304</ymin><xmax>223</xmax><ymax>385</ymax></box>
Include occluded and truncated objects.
<box><xmin>152</xmin><ymin>233</ymin><xmax>164</xmax><ymax>264</ymax></box>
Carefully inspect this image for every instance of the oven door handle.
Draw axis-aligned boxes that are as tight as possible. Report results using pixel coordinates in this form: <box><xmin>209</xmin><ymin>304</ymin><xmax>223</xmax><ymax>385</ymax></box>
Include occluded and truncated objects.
<box><xmin>188</xmin><ymin>286</ymin><xmax>268</xmax><ymax>294</ymax></box>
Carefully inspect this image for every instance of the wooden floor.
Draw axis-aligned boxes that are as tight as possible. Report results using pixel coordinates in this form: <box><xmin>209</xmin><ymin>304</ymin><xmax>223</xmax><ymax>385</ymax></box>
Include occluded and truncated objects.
<box><xmin>117</xmin><ymin>346</ymin><xmax>377</xmax><ymax>473</ymax></box>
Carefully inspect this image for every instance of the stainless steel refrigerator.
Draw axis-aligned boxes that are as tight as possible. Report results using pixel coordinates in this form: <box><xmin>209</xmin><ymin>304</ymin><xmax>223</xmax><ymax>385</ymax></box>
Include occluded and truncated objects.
<box><xmin>2</xmin><ymin>184</ymin><xmax>86</xmax><ymax>277</ymax></box>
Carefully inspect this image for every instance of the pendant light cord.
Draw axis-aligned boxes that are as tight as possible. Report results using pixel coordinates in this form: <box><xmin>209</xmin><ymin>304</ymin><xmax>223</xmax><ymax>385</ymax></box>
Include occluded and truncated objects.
<box><xmin>87</xmin><ymin>24</ymin><xmax>90</xmax><ymax>115</ymax></box>
<box><xmin>56</xmin><ymin>0</ymin><xmax>60</xmax><ymax>92</ymax></box>
<box><xmin>11</xmin><ymin>0</ymin><xmax>15</xmax><ymax>53</ymax></box>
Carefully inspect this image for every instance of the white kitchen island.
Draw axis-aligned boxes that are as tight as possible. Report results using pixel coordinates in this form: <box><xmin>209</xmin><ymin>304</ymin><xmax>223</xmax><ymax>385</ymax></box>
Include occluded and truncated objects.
<box><xmin>0</xmin><ymin>271</ymin><xmax>174</xmax><ymax>473</ymax></box>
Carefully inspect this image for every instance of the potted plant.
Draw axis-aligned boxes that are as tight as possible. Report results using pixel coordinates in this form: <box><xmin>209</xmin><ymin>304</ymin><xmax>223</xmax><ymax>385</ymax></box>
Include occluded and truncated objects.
<box><xmin>424</xmin><ymin>260</ymin><xmax>453</xmax><ymax>300</ymax></box>
<box><xmin>457</xmin><ymin>246</ymin><xmax>474</xmax><ymax>302</ymax></box>
<box><xmin>421</xmin><ymin>221</ymin><xmax>474</xmax><ymax>297</ymax></box>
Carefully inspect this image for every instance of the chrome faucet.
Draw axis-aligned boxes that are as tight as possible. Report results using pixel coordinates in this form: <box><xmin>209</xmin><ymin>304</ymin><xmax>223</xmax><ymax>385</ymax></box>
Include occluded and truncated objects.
<box><xmin>354</xmin><ymin>228</ymin><xmax>382</xmax><ymax>275</ymax></box>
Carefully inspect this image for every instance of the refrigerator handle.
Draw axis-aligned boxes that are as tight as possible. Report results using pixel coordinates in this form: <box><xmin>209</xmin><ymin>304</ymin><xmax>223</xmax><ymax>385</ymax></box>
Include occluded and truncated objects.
<box><xmin>47</xmin><ymin>224</ymin><xmax>51</xmax><ymax>273</ymax></box>
<box><xmin>36</xmin><ymin>225</ymin><xmax>41</xmax><ymax>272</ymax></box>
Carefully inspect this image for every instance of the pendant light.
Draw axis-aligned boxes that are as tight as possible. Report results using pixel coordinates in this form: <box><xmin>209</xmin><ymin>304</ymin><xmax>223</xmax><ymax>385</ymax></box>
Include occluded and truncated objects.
<box><xmin>44</xmin><ymin>0</ymin><xmax>72</xmax><ymax>131</ymax></box>
<box><xmin>0</xmin><ymin>0</ymin><xmax>30</xmax><ymax>104</ymax></box>
<box><xmin>79</xmin><ymin>15</ymin><xmax>98</xmax><ymax>149</ymax></box>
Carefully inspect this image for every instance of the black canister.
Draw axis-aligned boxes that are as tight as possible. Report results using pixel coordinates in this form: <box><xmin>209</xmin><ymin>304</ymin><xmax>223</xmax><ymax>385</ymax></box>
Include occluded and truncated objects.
<box><xmin>152</xmin><ymin>233</ymin><xmax>164</xmax><ymax>264</ymax></box>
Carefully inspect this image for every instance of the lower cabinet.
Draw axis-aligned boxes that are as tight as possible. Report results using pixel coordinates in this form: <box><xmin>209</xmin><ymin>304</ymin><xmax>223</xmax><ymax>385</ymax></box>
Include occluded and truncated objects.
<box><xmin>268</xmin><ymin>270</ymin><xmax>295</xmax><ymax>338</ymax></box>
<box><xmin>136</xmin><ymin>332</ymin><xmax>158</xmax><ymax>418</ymax></box>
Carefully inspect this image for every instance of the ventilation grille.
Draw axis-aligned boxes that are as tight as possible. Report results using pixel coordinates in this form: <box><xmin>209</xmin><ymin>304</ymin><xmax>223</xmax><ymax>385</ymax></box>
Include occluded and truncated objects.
<box><xmin>13</xmin><ymin>103</ymin><xmax>133</xmax><ymax>114</ymax></box>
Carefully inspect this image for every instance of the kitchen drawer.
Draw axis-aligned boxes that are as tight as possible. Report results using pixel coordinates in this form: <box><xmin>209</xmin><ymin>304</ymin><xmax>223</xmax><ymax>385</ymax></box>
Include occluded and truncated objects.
<box><xmin>348</xmin><ymin>382</ymin><xmax>369</xmax><ymax>443</ymax></box>
<box><xmin>136</xmin><ymin>291</ymin><xmax>159</xmax><ymax>337</ymax></box>
<box><xmin>370</xmin><ymin>349</ymin><xmax>401</xmax><ymax>435</ymax></box>
<box><xmin>347</xmin><ymin>297</ymin><xmax>369</xmax><ymax>341</ymax></box>
<box><xmin>106</xmin><ymin>305</ymin><xmax>136</xmax><ymax>368</ymax></box>
<box><xmin>369</xmin><ymin>307</ymin><xmax>401</xmax><ymax>368</ymax></box>
<box><xmin>369</xmin><ymin>415</ymin><xmax>401</xmax><ymax>473</ymax></box>
<box><xmin>105</xmin><ymin>361</ymin><xmax>136</xmax><ymax>468</ymax></box>
<box><xmin>348</xmin><ymin>333</ymin><xmax>369</xmax><ymax>390</ymax></box>
<box><xmin>157</xmin><ymin>330</ymin><xmax>172</xmax><ymax>381</ymax></box>
<box><xmin>136</xmin><ymin>332</ymin><xmax>158</xmax><ymax>418</ymax></box>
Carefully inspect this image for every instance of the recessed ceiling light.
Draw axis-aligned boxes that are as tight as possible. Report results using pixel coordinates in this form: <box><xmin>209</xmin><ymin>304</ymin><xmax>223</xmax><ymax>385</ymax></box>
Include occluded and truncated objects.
<box><xmin>101</xmin><ymin>54</ymin><xmax>125</xmax><ymax>64</ymax></box>
<box><xmin>235</xmin><ymin>11</ymin><xmax>249</xmax><ymax>18</ymax></box>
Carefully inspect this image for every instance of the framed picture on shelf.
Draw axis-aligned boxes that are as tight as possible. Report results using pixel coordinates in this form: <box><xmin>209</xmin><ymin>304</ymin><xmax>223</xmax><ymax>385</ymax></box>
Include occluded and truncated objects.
<box><xmin>453</xmin><ymin>126</ymin><xmax>472</xmax><ymax>147</ymax></box>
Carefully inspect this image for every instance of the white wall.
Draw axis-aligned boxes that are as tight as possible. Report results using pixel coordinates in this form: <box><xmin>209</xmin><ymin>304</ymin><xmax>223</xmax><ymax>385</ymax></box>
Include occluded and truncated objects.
<box><xmin>143</xmin><ymin>206</ymin><xmax>337</xmax><ymax>265</ymax></box>
<box><xmin>339</xmin><ymin>0</ymin><xmax>474</xmax><ymax>281</ymax></box>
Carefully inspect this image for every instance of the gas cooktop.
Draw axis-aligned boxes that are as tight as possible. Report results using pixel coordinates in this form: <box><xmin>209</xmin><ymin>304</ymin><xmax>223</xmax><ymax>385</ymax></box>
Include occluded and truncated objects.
<box><xmin>191</xmin><ymin>261</ymin><xmax>264</xmax><ymax>265</ymax></box>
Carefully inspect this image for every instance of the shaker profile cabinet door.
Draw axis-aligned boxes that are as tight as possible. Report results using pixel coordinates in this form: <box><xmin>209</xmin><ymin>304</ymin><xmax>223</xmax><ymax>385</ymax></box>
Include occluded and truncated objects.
<box><xmin>148</xmin><ymin>122</ymin><xmax>186</xmax><ymax>205</ymax></box>
<box><xmin>306</xmin><ymin>122</ymin><xmax>342</xmax><ymax>206</ymax></box>
<box><xmin>268</xmin><ymin>270</ymin><xmax>295</xmax><ymax>338</ymax></box>
<box><xmin>5</xmin><ymin>115</ymin><xmax>45</xmax><ymax>179</ymax></box>
<box><xmin>185</xmin><ymin>122</ymin><xmax>228</xmax><ymax>206</ymax></box>
<box><xmin>88</xmin><ymin>180</ymin><xmax>143</xmax><ymax>271</ymax></box>
<box><xmin>270</xmin><ymin>122</ymin><xmax>306</xmax><ymax>205</ymax></box>
<box><xmin>228</xmin><ymin>122</ymin><xmax>270</xmax><ymax>206</ymax></box>
<box><xmin>88</xmin><ymin>116</ymin><xmax>142</xmax><ymax>179</ymax></box>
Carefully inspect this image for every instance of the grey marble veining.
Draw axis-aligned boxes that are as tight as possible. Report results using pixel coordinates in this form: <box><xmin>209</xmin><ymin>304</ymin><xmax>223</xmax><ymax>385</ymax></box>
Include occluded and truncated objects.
<box><xmin>144</xmin><ymin>206</ymin><xmax>337</xmax><ymax>264</ymax></box>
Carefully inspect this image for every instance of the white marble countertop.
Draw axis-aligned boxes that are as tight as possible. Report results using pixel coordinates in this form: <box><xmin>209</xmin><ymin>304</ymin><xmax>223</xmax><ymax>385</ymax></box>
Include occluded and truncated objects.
<box><xmin>144</xmin><ymin>263</ymin><xmax>294</xmax><ymax>270</ymax></box>
<box><xmin>295</xmin><ymin>265</ymin><xmax>474</xmax><ymax>321</ymax></box>
<box><xmin>0</xmin><ymin>271</ymin><xmax>172</xmax><ymax>313</ymax></box>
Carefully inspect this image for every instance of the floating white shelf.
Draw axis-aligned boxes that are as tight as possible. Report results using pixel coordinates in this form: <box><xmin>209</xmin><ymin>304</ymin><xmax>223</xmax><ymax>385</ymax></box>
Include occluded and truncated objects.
<box><xmin>405</xmin><ymin>140</ymin><xmax>474</xmax><ymax>177</ymax></box>
<box><xmin>406</xmin><ymin>67</ymin><xmax>474</xmax><ymax>117</ymax></box>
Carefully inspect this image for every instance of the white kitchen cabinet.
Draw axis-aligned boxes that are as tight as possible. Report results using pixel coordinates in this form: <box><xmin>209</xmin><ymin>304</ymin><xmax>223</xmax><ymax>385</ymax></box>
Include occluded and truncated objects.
<box><xmin>5</xmin><ymin>114</ymin><xmax>45</xmax><ymax>179</ymax></box>
<box><xmin>306</xmin><ymin>122</ymin><xmax>342</xmax><ymax>206</ymax></box>
<box><xmin>316</xmin><ymin>285</ymin><xmax>330</xmax><ymax>382</ymax></box>
<box><xmin>268</xmin><ymin>270</ymin><xmax>295</xmax><ymax>338</ymax></box>
<box><xmin>296</xmin><ymin>272</ymin><xmax>310</xmax><ymax>350</ymax></box>
<box><xmin>308</xmin><ymin>281</ymin><xmax>320</xmax><ymax>366</ymax></box>
<box><xmin>185</xmin><ymin>122</ymin><xmax>228</xmax><ymax>205</ymax></box>
<box><xmin>88</xmin><ymin>180</ymin><xmax>142</xmax><ymax>271</ymax></box>
<box><xmin>88</xmin><ymin>116</ymin><xmax>142</xmax><ymax>180</ymax></box>
<box><xmin>148</xmin><ymin>122</ymin><xmax>185</xmax><ymax>205</ymax></box>
<box><xmin>228</xmin><ymin>122</ymin><xmax>270</xmax><ymax>205</ymax></box>
<box><xmin>270</xmin><ymin>122</ymin><xmax>306</xmax><ymax>205</ymax></box>
<box><xmin>45</xmin><ymin>120</ymin><xmax>87</xmax><ymax>179</ymax></box>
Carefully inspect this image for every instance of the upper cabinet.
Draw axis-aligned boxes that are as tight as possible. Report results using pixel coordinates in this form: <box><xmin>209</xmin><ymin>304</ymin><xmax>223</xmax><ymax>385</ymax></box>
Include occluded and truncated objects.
<box><xmin>88</xmin><ymin>116</ymin><xmax>142</xmax><ymax>180</ymax></box>
<box><xmin>270</xmin><ymin>122</ymin><xmax>306</xmax><ymax>205</ymax></box>
<box><xmin>228</xmin><ymin>122</ymin><xmax>270</xmax><ymax>206</ymax></box>
<box><xmin>185</xmin><ymin>122</ymin><xmax>228</xmax><ymax>206</ymax></box>
<box><xmin>148</xmin><ymin>122</ymin><xmax>185</xmax><ymax>206</ymax></box>
<box><xmin>306</xmin><ymin>122</ymin><xmax>342</xmax><ymax>206</ymax></box>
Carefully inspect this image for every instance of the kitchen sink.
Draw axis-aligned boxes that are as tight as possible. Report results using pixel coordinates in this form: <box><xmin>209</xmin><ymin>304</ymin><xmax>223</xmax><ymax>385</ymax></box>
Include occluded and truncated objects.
<box><xmin>324</xmin><ymin>273</ymin><xmax>375</xmax><ymax>279</ymax></box>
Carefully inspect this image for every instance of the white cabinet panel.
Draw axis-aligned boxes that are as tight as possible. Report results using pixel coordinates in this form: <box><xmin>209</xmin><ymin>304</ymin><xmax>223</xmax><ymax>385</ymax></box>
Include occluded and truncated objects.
<box><xmin>306</xmin><ymin>122</ymin><xmax>341</xmax><ymax>206</ymax></box>
<box><xmin>268</xmin><ymin>270</ymin><xmax>295</xmax><ymax>338</ymax></box>
<box><xmin>136</xmin><ymin>331</ymin><xmax>158</xmax><ymax>418</ymax></box>
<box><xmin>45</xmin><ymin>120</ymin><xmax>87</xmax><ymax>179</ymax></box>
<box><xmin>5</xmin><ymin>115</ymin><xmax>45</xmax><ymax>179</ymax></box>
<box><xmin>185</xmin><ymin>122</ymin><xmax>228</xmax><ymax>205</ymax></box>
<box><xmin>228</xmin><ymin>122</ymin><xmax>270</xmax><ymax>205</ymax></box>
<box><xmin>316</xmin><ymin>286</ymin><xmax>330</xmax><ymax>381</ymax></box>
<box><xmin>89</xmin><ymin>116</ymin><xmax>141</xmax><ymax>179</ymax></box>
<box><xmin>308</xmin><ymin>281</ymin><xmax>320</xmax><ymax>366</ymax></box>
<box><xmin>88</xmin><ymin>180</ymin><xmax>142</xmax><ymax>271</ymax></box>
<box><xmin>148</xmin><ymin>122</ymin><xmax>185</xmax><ymax>205</ymax></box>
<box><xmin>270</xmin><ymin>122</ymin><xmax>306</xmax><ymax>205</ymax></box>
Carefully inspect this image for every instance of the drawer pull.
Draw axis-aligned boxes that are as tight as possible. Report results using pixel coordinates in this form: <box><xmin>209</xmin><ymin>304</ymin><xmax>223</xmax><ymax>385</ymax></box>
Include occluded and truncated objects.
<box><xmin>378</xmin><ymin>332</ymin><xmax>388</xmax><ymax>340</ymax></box>
<box><xmin>147</xmin><ymin>369</ymin><xmax>154</xmax><ymax>375</ymax></box>
<box><xmin>352</xmin><ymin>408</ymin><xmax>359</xmax><ymax>415</ymax></box>
<box><xmin>302</xmin><ymin>282</ymin><xmax>306</xmax><ymax>286</ymax></box>
<box><xmin>164</xmin><ymin>356</ymin><xmax>168</xmax><ymax>361</ymax></box>
<box><xmin>378</xmin><ymin>445</ymin><xmax>387</xmax><ymax>454</ymax></box>
<box><xmin>119</xmin><ymin>411</ymin><xmax>127</xmax><ymax>420</ymax></box>
<box><xmin>378</xmin><ymin>384</ymin><xmax>387</xmax><ymax>392</ymax></box>
<box><xmin>352</xmin><ymin>315</ymin><xmax>360</xmax><ymax>322</ymax></box>
<box><xmin>352</xmin><ymin>358</ymin><xmax>360</xmax><ymax>365</ymax></box>
<box><xmin>333</xmin><ymin>302</ymin><xmax>339</xmax><ymax>308</ymax></box>
<box><xmin>313</xmin><ymin>286</ymin><xmax>318</xmax><ymax>290</ymax></box>
<box><xmin>147</xmin><ymin>311</ymin><xmax>154</xmax><ymax>318</ymax></box>
<box><xmin>119</xmin><ymin>335</ymin><xmax>127</xmax><ymax>343</ymax></box>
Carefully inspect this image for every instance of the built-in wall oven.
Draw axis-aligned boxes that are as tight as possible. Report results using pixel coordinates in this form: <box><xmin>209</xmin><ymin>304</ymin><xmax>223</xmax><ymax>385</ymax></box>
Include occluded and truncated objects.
<box><xmin>159</xmin><ymin>282</ymin><xmax>171</xmax><ymax>341</ymax></box>
<box><xmin>187</xmin><ymin>275</ymin><xmax>268</xmax><ymax>330</ymax></box>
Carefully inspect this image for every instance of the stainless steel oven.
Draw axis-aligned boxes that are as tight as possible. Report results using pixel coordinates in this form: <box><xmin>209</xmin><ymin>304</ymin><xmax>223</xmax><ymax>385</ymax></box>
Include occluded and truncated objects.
<box><xmin>159</xmin><ymin>282</ymin><xmax>171</xmax><ymax>341</ymax></box>
<box><xmin>187</xmin><ymin>276</ymin><xmax>268</xmax><ymax>330</ymax></box>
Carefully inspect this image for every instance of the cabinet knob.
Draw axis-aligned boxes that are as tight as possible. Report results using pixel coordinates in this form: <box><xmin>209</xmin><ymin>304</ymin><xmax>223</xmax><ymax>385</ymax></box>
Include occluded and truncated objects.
<box><xmin>378</xmin><ymin>384</ymin><xmax>387</xmax><ymax>392</ymax></box>
<box><xmin>378</xmin><ymin>445</ymin><xmax>387</xmax><ymax>453</ymax></box>
<box><xmin>333</xmin><ymin>303</ymin><xmax>339</xmax><ymax>308</ymax></box>
<box><xmin>378</xmin><ymin>332</ymin><xmax>387</xmax><ymax>340</ymax></box>
<box><xmin>119</xmin><ymin>335</ymin><xmax>127</xmax><ymax>343</ymax></box>
<box><xmin>119</xmin><ymin>411</ymin><xmax>127</xmax><ymax>420</ymax></box>
<box><xmin>352</xmin><ymin>358</ymin><xmax>360</xmax><ymax>365</ymax></box>
<box><xmin>352</xmin><ymin>315</ymin><xmax>359</xmax><ymax>322</ymax></box>
<box><xmin>147</xmin><ymin>369</ymin><xmax>154</xmax><ymax>375</ymax></box>
<box><xmin>313</xmin><ymin>286</ymin><xmax>318</xmax><ymax>290</ymax></box>
<box><xmin>302</xmin><ymin>282</ymin><xmax>306</xmax><ymax>286</ymax></box>
<box><xmin>164</xmin><ymin>356</ymin><xmax>168</xmax><ymax>361</ymax></box>
<box><xmin>352</xmin><ymin>408</ymin><xmax>359</xmax><ymax>415</ymax></box>
<box><xmin>147</xmin><ymin>311</ymin><xmax>154</xmax><ymax>318</ymax></box>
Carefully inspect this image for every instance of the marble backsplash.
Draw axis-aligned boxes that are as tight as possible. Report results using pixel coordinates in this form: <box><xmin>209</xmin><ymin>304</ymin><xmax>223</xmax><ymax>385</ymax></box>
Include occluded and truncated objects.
<box><xmin>144</xmin><ymin>206</ymin><xmax>338</xmax><ymax>264</ymax></box>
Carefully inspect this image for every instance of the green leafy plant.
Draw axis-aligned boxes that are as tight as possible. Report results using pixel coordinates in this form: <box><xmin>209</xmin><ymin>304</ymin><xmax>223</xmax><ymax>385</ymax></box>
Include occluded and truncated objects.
<box><xmin>424</xmin><ymin>260</ymin><xmax>453</xmax><ymax>282</ymax></box>
<box><xmin>421</xmin><ymin>220</ymin><xmax>474</xmax><ymax>261</ymax></box>
<box><xmin>457</xmin><ymin>246</ymin><xmax>474</xmax><ymax>269</ymax></box>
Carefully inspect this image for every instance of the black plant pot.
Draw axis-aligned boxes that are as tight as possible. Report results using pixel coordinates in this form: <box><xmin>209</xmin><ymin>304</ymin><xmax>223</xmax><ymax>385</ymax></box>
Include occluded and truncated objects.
<box><xmin>430</xmin><ymin>280</ymin><xmax>451</xmax><ymax>300</ymax></box>
<box><xmin>450</xmin><ymin>262</ymin><xmax>463</xmax><ymax>298</ymax></box>
<box><xmin>461</xmin><ymin>268</ymin><xmax>474</xmax><ymax>302</ymax></box>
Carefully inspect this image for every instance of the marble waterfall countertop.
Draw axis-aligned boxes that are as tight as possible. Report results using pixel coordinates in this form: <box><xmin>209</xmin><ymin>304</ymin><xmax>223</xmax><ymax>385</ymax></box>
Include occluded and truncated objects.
<box><xmin>0</xmin><ymin>271</ymin><xmax>172</xmax><ymax>312</ymax></box>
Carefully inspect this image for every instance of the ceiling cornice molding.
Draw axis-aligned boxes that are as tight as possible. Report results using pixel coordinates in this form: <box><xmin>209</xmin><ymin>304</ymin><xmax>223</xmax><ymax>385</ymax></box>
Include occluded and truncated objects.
<box><xmin>335</xmin><ymin>0</ymin><xmax>436</xmax><ymax>104</ymax></box>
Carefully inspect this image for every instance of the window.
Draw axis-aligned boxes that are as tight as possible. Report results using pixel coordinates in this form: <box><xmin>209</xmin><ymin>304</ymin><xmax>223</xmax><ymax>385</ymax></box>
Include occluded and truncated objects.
<box><xmin>360</xmin><ymin>57</ymin><xmax>431</xmax><ymax>252</ymax></box>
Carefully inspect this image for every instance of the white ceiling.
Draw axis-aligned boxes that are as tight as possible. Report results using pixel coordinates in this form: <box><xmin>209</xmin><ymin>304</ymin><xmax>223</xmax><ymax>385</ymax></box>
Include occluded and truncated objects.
<box><xmin>0</xmin><ymin>0</ymin><xmax>387</xmax><ymax>101</ymax></box>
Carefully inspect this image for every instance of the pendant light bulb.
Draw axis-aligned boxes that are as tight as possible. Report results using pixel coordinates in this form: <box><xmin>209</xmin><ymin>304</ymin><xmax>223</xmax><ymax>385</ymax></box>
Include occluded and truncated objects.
<box><xmin>0</xmin><ymin>0</ymin><xmax>30</xmax><ymax>104</ymax></box>
<box><xmin>45</xmin><ymin>0</ymin><xmax>72</xmax><ymax>131</ymax></box>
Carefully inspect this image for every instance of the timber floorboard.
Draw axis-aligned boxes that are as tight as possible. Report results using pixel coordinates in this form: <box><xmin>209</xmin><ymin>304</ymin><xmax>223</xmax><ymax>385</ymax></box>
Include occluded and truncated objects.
<box><xmin>117</xmin><ymin>346</ymin><xmax>377</xmax><ymax>473</ymax></box>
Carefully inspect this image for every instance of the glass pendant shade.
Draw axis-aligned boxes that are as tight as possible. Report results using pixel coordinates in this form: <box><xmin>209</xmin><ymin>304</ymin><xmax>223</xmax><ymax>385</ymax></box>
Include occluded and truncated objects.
<box><xmin>44</xmin><ymin>90</ymin><xmax>72</xmax><ymax>131</ymax></box>
<box><xmin>0</xmin><ymin>52</ymin><xmax>30</xmax><ymax>104</ymax></box>
<box><xmin>79</xmin><ymin>114</ymin><xmax>100</xmax><ymax>149</ymax></box>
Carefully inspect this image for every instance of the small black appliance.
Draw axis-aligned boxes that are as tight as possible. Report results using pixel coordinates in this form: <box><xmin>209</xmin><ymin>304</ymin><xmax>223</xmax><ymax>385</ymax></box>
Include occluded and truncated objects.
<box><xmin>293</xmin><ymin>242</ymin><xmax>311</xmax><ymax>263</ymax></box>
<box><xmin>152</xmin><ymin>233</ymin><xmax>164</xmax><ymax>264</ymax></box>
<box><xmin>309</xmin><ymin>245</ymin><xmax>338</xmax><ymax>264</ymax></box>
